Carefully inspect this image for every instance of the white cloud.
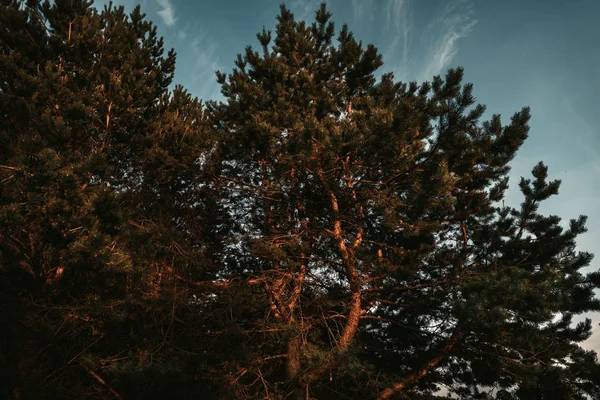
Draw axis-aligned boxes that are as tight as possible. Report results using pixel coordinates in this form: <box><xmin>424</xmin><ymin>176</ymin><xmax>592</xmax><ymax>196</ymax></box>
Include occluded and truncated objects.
<box><xmin>385</xmin><ymin>0</ymin><xmax>411</xmax><ymax>76</ymax></box>
<box><xmin>189</xmin><ymin>32</ymin><xmax>222</xmax><ymax>100</ymax></box>
<box><xmin>420</xmin><ymin>0</ymin><xmax>476</xmax><ymax>81</ymax></box>
<box><xmin>289</xmin><ymin>0</ymin><xmax>321</xmax><ymax>22</ymax></box>
<box><xmin>352</xmin><ymin>0</ymin><xmax>365</xmax><ymax>21</ymax></box>
<box><xmin>382</xmin><ymin>0</ymin><xmax>475</xmax><ymax>83</ymax></box>
<box><xmin>156</xmin><ymin>0</ymin><xmax>176</xmax><ymax>27</ymax></box>
<box><xmin>562</xmin><ymin>97</ymin><xmax>600</xmax><ymax>175</ymax></box>
<box><xmin>386</xmin><ymin>0</ymin><xmax>408</xmax><ymax>33</ymax></box>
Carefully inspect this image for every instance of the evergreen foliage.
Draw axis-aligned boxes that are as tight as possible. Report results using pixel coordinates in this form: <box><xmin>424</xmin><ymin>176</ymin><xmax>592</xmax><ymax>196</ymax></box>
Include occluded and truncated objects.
<box><xmin>0</xmin><ymin>1</ymin><xmax>598</xmax><ymax>399</ymax></box>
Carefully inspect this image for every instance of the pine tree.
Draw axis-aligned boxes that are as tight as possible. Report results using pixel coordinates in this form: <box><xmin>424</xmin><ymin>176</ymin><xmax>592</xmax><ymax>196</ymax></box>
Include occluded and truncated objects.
<box><xmin>206</xmin><ymin>4</ymin><xmax>600</xmax><ymax>399</ymax></box>
<box><xmin>0</xmin><ymin>1</ymin><xmax>220</xmax><ymax>398</ymax></box>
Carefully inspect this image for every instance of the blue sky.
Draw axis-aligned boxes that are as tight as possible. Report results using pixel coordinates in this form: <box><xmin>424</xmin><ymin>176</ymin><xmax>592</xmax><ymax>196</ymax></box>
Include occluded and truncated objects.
<box><xmin>92</xmin><ymin>0</ymin><xmax>600</xmax><ymax>352</ymax></box>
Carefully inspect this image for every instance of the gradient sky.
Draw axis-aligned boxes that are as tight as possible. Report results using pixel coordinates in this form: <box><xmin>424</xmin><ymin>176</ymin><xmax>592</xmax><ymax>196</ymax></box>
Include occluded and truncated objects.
<box><xmin>92</xmin><ymin>0</ymin><xmax>600</xmax><ymax>352</ymax></box>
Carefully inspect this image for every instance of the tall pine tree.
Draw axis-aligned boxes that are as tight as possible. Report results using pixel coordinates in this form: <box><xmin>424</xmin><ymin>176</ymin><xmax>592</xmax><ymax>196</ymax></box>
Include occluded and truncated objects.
<box><xmin>206</xmin><ymin>4</ymin><xmax>600</xmax><ymax>399</ymax></box>
<box><xmin>0</xmin><ymin>1</ymin><xmax>220</xmax><ymax>398</ymax></box>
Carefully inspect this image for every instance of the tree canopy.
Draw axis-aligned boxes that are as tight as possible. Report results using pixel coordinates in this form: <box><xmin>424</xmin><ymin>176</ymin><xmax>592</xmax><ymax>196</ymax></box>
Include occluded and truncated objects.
<box><xmin>1</xmin><ymin>1</ymin><xmax>599</xmax><ymax>399</ymax></box>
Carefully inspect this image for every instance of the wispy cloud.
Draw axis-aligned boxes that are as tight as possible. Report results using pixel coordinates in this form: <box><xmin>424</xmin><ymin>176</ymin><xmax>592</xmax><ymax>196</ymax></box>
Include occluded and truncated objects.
<box><xmin>289</xmin><ymin>0</ymin><xmax>321</xmax><ymax>22</ymax></box>
<box><xmin>381</xmin><ymin>0</ymin><xmax>475</xmax><ymax>83</ymax></box>
<box><xmin>384</xmin><ymin>0</ymin><xmax>411</xmax><ymax>79</ymax></box>
<box><xmin>420</xmin><ymin>0</ymin><xmax>476</xmax><ymax>81</ymax></box>
<box><xmin>189</xmin><ymin>32</ymin><xmax>222</xmax><ymax>100</ymax></box>
<box><xmin>562</xmin><ymin>97</ymin><xmax>600</xmax><ymax>176</ymax></box>
<box><xmin>156</xmin><ymin>0</ymin><xmax>176</xmax><ymax>27</ymax></box>
<box><xmin>352</xmin><ymin>0</ymin><xmax>366</xmax><ymax>22</ymax></box>
<box><xmin>386</xmin><ymin>0</ymin><xmax>408</xmax><ymax>36</ymax></box>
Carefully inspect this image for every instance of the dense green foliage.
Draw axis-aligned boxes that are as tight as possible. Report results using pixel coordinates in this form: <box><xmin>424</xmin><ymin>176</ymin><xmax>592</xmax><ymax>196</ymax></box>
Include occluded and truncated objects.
<box><xmin>1</xmin><ymin>1</ymin><xmax>599</xmax><ymax>399</ymax></box>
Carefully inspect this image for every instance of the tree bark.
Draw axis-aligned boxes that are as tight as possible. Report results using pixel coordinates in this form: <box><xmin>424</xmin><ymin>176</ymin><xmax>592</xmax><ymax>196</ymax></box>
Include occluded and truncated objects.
<box><xmin>286</xmin><ymin>329</ymin><xmax>304</xmax><ymax>399</ymax></box>
<box><xmin>300</xmin><ymin>169</ymin><xmax>364</xmax><ymax>384</ymax></box>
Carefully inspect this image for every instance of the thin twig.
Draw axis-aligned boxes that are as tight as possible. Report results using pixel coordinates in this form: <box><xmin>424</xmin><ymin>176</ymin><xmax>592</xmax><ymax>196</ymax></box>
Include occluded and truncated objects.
<box><xmin>80</xmin><ymin>363</ymin><xmax>123</xmax><ymax>399</ymax></box>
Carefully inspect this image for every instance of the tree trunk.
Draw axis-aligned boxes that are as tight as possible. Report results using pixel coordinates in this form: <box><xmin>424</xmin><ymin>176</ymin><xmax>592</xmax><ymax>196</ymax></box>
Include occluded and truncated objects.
<box><xmin>286</xmin><ymin>331</ymin><xmax>304</xmax><ymax>399</ymax></box>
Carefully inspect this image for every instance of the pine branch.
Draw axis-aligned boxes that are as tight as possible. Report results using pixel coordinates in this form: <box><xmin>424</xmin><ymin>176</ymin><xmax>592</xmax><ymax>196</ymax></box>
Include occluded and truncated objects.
<box><xmin>377</xmin><ymin>328</ymin><xmax>463</xmax><ymax>399</ymax></box>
